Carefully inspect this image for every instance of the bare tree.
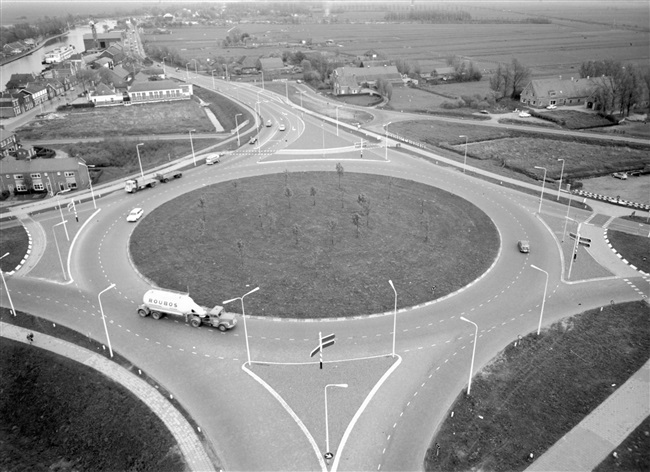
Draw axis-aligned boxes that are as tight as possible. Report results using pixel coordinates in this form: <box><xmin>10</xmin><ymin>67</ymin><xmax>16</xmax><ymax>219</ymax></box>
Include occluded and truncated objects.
<box><xmin>422</xmin><ymin>213</ymin><xmax>431</xmax><ymax>242</ymax></box>
<box><xmin>352</xmin><ymin>213</ymin><xmax>361</xmax><ymax>238</ymax></box>
<box><xmin>327</xmin><ymin>219</ymin><xmax>337</xmax><ymax>246</ymax></box>
<box><xmin>358</xmin><ymin>193</ymin><xmax>371</xmax><ymax>227</ymax></box>
<box><xmin>284</xmin><ymin>186</ymin><xmax>293</xmax><ymax>209</ymax></box>
<box><xmin>510</xmin><ymin>58</ymin><xmax>531</xmax><ymax>99</ymax></box>
<box><xmin>310</xmin><ymin>186</ymin><xmax>317</xmax><ymax>206</ymax></box>
<box><xmin>236</xmin><ymin>239</ymin><xmax>245</xmax><ymax>267</ymax></box>
<box><xmin>292</xmin><ymin>223</ymin><xmax>302</xmax><ymax>246</ymax></box>
<box><xmin>387</xmin><ymin>177</ymin><xmax>394</xmax><ymax>201</ymax></box>
<box><xmin>336</xmin><ymin>162</ymin><xmax>344</xmax><ymax>189</ymax></box>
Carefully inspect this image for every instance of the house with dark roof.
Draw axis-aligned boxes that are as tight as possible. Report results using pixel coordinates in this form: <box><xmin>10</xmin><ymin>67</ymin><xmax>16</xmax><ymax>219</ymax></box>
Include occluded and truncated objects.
<box><xmin>0</xmin><ymin>134</ymin><xmax>20</xmax><ymax>158</ymax></box>
<box><xmin>0</xmin><ymin>93</ymin><xmax>23</xmax><ymax>118</ymax></box>
<box><xmin>20</xmin><ymin>83</ymin><xmax>49</xmax><ymax>106</ymax></box>
<box><xmin>520</xmin><ymin>77</ymin><xmax>597</xmax><ymax>108</ymax></box>
<box><xmin>331</xmin><ymin>66</ymin><xmax>402</xmax><ymax>96</ymax></box>
<box><xmin>0</xmin><ymin>157</ymin><xmax>88</xmax><ymax>195</ymax></box>
<box><xmin>83</xmin><ymin>32</ymin><xmax>124</xmax><ymax>51</ymax></box>
<box><xmin>89</xmin><ymin>83</ymin><xmax>123</xmax><ymax>106</ymax></box>
<box><xmin>127</xmin><ymin>80</ymin><xmax>193</xmax><ymax>104</ymax></box>
<box><xmin>259</xmin><ymin>57</ymin><xmax>284</xmax><ymax>72</ymax></box>
<box><xmin>7</xmin><ymin>73</ymin><xmax>37</xmax><ymax>89</ymax></box>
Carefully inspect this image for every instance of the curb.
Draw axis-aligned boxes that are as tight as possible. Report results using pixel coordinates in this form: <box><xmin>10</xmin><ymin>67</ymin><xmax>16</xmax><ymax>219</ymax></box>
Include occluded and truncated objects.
<box><xmin>604</xmin><ymin>228</ymin><xmax>650</xmax><ymax>277</ymax></box>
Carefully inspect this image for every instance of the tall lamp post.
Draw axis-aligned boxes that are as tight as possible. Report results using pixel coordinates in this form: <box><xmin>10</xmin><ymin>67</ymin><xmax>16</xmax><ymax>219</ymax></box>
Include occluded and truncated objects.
<box><xmin>223</xmin><ymin>286</ymin><xmax>259</xmax><ymax>366</ymax></box>
<box><xmin>52</xmin><ymin>221</ymin><xmax>68</xmax><ymax>280</ymax></box>
<box><xmin>324</xmin><ymin>383</ymin><xmax>348</xmax><ymax>458</ymax></box>
<box><xmin>385</xmin><ymin>122</ymin><xmax>392</xmax><ymax>161</ymax></box>
<box><xmin>566</xmin><ymin>216</ymin><xmax>582</xmax><ymax>279</ymax></box>
<box><xmin>78</xmin><ymin>158</ymin><xmax>96</xmax><ymax>209</ymax></box>
<box><xmin>0</xmin><ymin>252</ymin><xmax>17</xmax><ymax>316</ymax></box>
<box><xmin>135</xmin><ymin>142</ymin><xmax>145</xmax><ymax>179</ymax></box>
<box><xmin>459</xmin><ymin>135</ymin><xmax>468</xmax><ymax>173</ymax></box>
<box><xmin>389</xmin><ymin>280</ymin><xmax>397</xmax><ymax>357</ymax></box>
<box><xmin>530</xmin><ymin>264</ymin><xmax>548</xmax><ymax>336</ymax></box>
<box><xmin>162</xmin><ymin>56</ymin><xmax>168</xmax><ymax>75</ymax></box>
<box><xmin>534</xmin><ymin>165</ymin><xmax>548</xmax><ymax>214</ymax></box>
<box><xmin>561</xmin><ymin>190</ymin><xmax>574</xmax><ymax>243</ymax></box>
<box><xmin>55</xmin><ymin>190</ymin><xmax>71</xmax><ymax>241</ymax></box>
<box><xmin>192</xmin><ymin>58</ymin><xmax>198</xmax><ymax>77</ymax></box>
<box><xmin>189</xmin><ymin>129</ymin><xmax>196</xmax><ymax>166</ymax></box>
<box><xmin>460</xmin><ymin>316</ymin><xmax>478</xmax><ymax>395</ymax></box>
<box><xmin>235</xmin><ymin>114</ymin><xmax>242</xmax><ymax>146</ymax></box>
<box><xmin>335</xmin><ymin>105</ymin><xmax>342</xmax><ymax>136</ymax></box>
<box><xmin>211</xmin><ymin>70</ymin><xmax>217</xmax><ymax>89</ymax></box>
<box><xmin>557</xmin><ymin>158</ymin><xmax>565</xmax><ymax>201</ymax></box>
<box><xmin>261</xmin><ymin>70</ymin><xmax>265</xmax><ymax>90</ymax></box>
<box><xmin>299</xmin><ymin>91</ymin><xmax>306</xmax><ymax>108</ymax></box>
<box><xmin>98</xmin><ymin>283</ymin><xmax>116</xmax><ymax>358</ymax></box>
<box><xmin>185</xmin><ymin>62</ymin><xmax>190</xmax><ymax>80</ymax></box>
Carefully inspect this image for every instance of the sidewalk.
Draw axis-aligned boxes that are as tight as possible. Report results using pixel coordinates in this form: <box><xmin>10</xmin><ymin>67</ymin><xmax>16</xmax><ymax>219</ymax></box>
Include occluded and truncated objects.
<box><xmin>0</xmin><ymin>322</ymin><xmax>216</xmax><ymax>472</ymax></box>
<box><xmin>526</xmin><ymin>360</ymin><xmax>650</xmax><ymax>472</ymax></box>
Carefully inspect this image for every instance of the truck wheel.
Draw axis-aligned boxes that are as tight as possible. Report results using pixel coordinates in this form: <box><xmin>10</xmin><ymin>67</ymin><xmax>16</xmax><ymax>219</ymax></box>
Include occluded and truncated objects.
<box><xmin>137</xmin><ymin>308</ymin><xmax>148</xmax><ymax>317</ymax></box>
<box><xmin>190</xmin><ymin>317</ymin><xmax>201</xmax><ymax>328</ymax></box>
<box><xmin>151</xmin><ymin>311</ymin><xmax>162</xmax><ymax>320</ymax></box>
<box><xmin>218</xmin><ymin>324</ymin><xmax>227</xmax><ymax>332</ymax></box>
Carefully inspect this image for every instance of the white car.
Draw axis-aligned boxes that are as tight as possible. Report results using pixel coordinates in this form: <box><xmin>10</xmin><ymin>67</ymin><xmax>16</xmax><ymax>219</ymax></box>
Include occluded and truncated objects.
<box><xmin>249</xmin><ymin>136</ymin><xmax>258</xmax><ymax>145</ymax></box>
<box><xmin>546</xmin><ymin>104</ymin><xmax>557</xmax><ymax>110</ymax></box>
<box><xmin>519</xmin><ymin>111</ymin><xmax>531</xmax><ymax>118</ymax></box>
<box><xmin>279</xmin><ymin>124</ymin><xmax>286</xmax><ymax>131</ymax></box>
<box><xmin>127</xmin><ymin>208</ymin><xmax>144</xmax><ymax>222</ymax></box>
<box><xmin>265</xmin><ymin>120</ymin><xmax>272</xmax><ymax>127</ymax></box>
<box><xmin>612</xmin><ymin>172</ymin><xmax>628</xmax><ymax>180</ymax></box>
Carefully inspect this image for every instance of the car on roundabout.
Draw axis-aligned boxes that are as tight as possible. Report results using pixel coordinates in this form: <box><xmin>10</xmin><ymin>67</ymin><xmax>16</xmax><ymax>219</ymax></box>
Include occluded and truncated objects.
<box><xmin>266</xmin><ymin>120</ymin><xmax>272</xmax><ymax>127</ymax></box>
<box><xmin>279</xmin><ymin>124</ymin><xmax>286</xmax><ymax>131</ymax></box>
<box><xmin>249</xmin><ymin>136</ymin><xmax>258</xmax><ymax>145</ymax></box>
<box><xmin>518</xmin><ymin>240</ymin><xmax>531</xmax><ymax>253</ymax></box>
<box><xmin>127</xmin><ymin>208</ymin><xmax>144</xmax><ymax>222</ymax></box>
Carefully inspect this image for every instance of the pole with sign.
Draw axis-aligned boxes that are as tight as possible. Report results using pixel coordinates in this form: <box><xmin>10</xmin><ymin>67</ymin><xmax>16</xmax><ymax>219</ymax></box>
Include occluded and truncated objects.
<box><xmin>310</xmin><ymin>332</ymin><xmax>335</xmax><ymax>369</ymax></box>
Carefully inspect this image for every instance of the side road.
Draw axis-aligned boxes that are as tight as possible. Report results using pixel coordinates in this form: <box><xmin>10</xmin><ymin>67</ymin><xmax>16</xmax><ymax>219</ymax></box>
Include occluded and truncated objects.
<box><xmin>526</xmin><ymin>359</ymin><xmax>650</xmax><ymax>472</ymax></box>
<box><xmin>0</xmin><ymin>322</ymin><xmax>217</xmax><ymax>472</ymax></box>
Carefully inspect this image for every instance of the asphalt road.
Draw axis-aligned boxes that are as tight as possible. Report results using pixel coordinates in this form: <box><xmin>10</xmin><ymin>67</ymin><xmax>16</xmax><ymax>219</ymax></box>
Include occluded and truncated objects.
<box><xmin>2</xmin><ymin>74</ymin><xmax>648</xmax><ymax>472</ymax></box>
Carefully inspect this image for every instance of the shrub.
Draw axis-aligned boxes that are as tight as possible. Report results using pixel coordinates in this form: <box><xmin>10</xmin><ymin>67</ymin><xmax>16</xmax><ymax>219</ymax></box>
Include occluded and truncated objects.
<box><xmin>0</xmin><ymin>190</ymin><xmax>10</xmax><ymax>201</ymax></box>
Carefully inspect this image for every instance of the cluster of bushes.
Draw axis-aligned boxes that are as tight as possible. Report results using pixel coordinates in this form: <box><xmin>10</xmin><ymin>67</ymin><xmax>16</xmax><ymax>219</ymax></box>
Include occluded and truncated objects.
<box><xmin>530</xmin><ymin>109</ymin><xmax>566</xmax><ymax>126</ymax></box>
<box><xmin>0</xmin><ymin>189</ymin><xmax>10</xmax><ymax>201</ymax></box>
<box><xmin>441</xmin><ymin>94</ymin><xmax>495</xmax><ymax>110</ymax></box>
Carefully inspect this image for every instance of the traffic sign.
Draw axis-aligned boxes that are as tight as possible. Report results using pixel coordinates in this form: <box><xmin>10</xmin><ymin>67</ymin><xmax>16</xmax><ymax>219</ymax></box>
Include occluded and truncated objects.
<box><xmin>310</xmin><ymin>333</ymin><xmax>336</xmax><ymax>357</ymax></box>
<box><xmin>569</xmin><ymin>232</ymin><xmax>591</xmax><ymax>244</ymax></box>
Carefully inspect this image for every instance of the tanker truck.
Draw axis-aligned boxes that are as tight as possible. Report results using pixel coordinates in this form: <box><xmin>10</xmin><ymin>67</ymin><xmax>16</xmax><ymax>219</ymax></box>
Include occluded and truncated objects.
<box><xmin>138</xmin><ymin>288</ymin><xmax>237</xmax><ymax>331</ymax></box>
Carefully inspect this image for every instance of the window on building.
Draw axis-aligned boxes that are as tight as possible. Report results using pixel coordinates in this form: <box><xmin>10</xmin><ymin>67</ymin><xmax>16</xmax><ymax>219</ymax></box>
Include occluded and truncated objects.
<box><xmin>68</xmin><ymin>182</ymin><xmax>77</xmax><ymax>189</ymax></box>
<box><xmin>30</xmin><ymin>173</ymin><xmax>41</xmax><ymax>178</ymax></box>
<box><xmin>64</xmin><ymin>172</ymin><xmax>75</xmax><ymax>177</ymax></box>
<box><xmin>549</xmin><ymin>91</ymin><xmax>556</xmax><ymax>97</ymax></box>
<box><xmin>33</xmin><ymin>183</ymin><xmax>44</xmax><ymax>191</ymax></box>
<box><xmin>14</xmin><ymin>174</ymin><xmax>23</xmax><ymax>180</ymax></box>
<box><xmin>15</xmin><ymin>183</ymin><xmax>27</xmax><ymax>192</ymax></box>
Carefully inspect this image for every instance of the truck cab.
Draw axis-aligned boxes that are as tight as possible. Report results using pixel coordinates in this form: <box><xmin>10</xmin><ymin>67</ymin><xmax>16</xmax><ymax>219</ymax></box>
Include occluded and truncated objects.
<box><xmin>190</xmin><ymin>305</ymin><xmax>237</xmax><ymax>331</ymax></box>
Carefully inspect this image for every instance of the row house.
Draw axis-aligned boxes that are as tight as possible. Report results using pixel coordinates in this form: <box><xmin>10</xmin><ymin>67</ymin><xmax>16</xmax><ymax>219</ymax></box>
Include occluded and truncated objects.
<box><xmin>0</xmin><ymin>93</ymin><xmax>23</xmax><ymax>118</ymax></box>
<box><xmin>20</xmin><ymin>83</ymin><xmax>49</xmax><ymax>106</ymax></box>
<box><xmin>127</xmin><ymin>80</ymin><xmax>193</xmax><ymax>104</ymax></box>
<box><xmin>0</xmin><ymin>157</ymin><xmax>88</xmax><ymax>195</ymax></box>
<box><xmin>0</xmin><ymin>134</ymin><xmax>20</xmax><ymax>158</ymax></box>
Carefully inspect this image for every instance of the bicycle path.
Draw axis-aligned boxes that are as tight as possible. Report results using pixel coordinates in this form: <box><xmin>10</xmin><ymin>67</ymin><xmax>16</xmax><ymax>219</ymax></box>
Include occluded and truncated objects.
<box><xmin>526</xmin><ymin>359</ymin><xmax>650</xmax><ymax>472</ymax></box>
<box><xmin>0</xmin><ymin>322</ymin><xmax>216</xmax><ymax>472</ymax></box>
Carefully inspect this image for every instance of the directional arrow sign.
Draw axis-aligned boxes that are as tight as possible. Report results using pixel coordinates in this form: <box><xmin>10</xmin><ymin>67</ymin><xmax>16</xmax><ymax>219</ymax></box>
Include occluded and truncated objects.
<box><xmin>569</xmin><ymin>232</ymin><xmax>591</xmax><ymax>244</ymax></box>
<box><xmin>310</xmin><ymin>333</ymin><xmax>335</xmax><ymax>357</ymax></box>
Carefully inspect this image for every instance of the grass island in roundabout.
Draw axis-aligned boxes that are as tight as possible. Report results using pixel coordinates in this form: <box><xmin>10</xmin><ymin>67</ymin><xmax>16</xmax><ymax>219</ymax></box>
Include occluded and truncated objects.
<box><xmin>130</xmin><ymin>171</ymin><xmax>499</xmax><ymax>318</ymax></box>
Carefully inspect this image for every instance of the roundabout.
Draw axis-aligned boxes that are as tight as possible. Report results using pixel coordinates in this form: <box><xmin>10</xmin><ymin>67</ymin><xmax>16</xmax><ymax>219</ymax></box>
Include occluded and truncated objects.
<box><xmin>130</xmin><ymin>172</ymin><xmax>499</xmax><ymax>318</ymax></box>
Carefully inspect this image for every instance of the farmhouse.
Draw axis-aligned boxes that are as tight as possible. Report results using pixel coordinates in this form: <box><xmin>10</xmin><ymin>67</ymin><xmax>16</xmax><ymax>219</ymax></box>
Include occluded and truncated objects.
<box><xmin>127</xmin><ymin>80</ymin><xmax>193</xmax><ymax>104</ymax></box>
<box><xmin>331</xmin><ymin>66</ymin><xmax>402</xmax><ymax>96</ymax></box>
<box><xmin>520</xmin><ymin>77</ymin><xmax>596</xmax><ymax>108</ymax></box>
<box><xmin>0</xmin><ymin>157</ymin><xmax>87</xmax><ymax>195</ymax></box>
<box><xmin>89</xmin><ymin>83</ymin><xmax>123</xmax><ymax>106</ymax></box>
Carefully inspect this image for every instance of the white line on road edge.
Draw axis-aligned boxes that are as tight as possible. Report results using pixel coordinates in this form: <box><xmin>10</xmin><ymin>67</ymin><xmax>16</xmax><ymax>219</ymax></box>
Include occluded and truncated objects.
<box><xmin>66</xmin><ymin>207</ymin><xmax>102</xmax><ymax>284</ymax></box>
<box><xmin>332</xmin><ymin>355</ymin><xmax>402</xmax><ymax>472</ymax></box>
<box><xmin>242</xmin><ymin>362</ymin><xmax>327</xmax><ymax>471</ymax></box>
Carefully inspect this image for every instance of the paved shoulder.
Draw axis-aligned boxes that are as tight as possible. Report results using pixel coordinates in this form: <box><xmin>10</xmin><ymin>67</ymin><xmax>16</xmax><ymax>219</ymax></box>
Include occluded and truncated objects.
<box><xmin>0</xmin><ymin>322</ymin><xmax>216</xmax><ymax>472</ymax></box>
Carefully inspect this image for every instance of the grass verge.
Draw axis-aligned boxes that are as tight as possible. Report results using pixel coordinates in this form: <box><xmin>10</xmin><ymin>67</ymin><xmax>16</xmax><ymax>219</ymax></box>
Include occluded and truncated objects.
<box><xmin>130</xmin><ymin>171</ymin><xmax>499</xmax><ymax>318</ymax></box>
<box><xmin>424</xmin><ymin>301</ymin><xmax>650</xmax><ymax>472</ymax></box>
<box><xmin>0</xmin><ymin>223</ymin><xmax>28</xmax><ymax>272</ymax></box>
<box><xmin>607</xmin><ymin>229</ymin><xmax>650</xmax><ymax>274</ymax></box>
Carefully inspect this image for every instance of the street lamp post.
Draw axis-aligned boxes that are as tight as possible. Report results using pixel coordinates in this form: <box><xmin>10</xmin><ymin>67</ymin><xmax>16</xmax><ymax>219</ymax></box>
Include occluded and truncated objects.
<box><xmin>185</xmin><ymin>62</ymin><xmax>190</xmax><ymax>80</ymax></box>
<box><xmin>459</xmin><ymin>135</ymin><xmax>468</xmax><ymax>173</ymax></box>
<box><xmin>324</xmin><ymin>383</ymin><xmax>348</xmax><ymax>458</ymax></box>
<box><xmin>566</xmin><ymin>217</ymin><xmax>582</xmax><ymax>279</ymax></box>
<box><xmin>211</xmin><ymin>70</ymin><xmax>217</xmax><ymax>89</ymax></box>
<box><xmin>193</xmin><ymin>59</ymin><xmax>198</xmax><ymax>77</ymax></box>
<box><xmin>0</xmin><ymin>253</ymin><xmax>17</xmax><ymax>316</ymax></box>
<box><xmin>261</xmin><ymin>70</ymin><xmax>265</xmax><ymax>90</ymax></box>
<box><xmin>299</xmin><ymin>91</ymin><xmax>306</xmax><ymax>108</ymax></box>
<box><xmin>162</xmin><ymin>56</ymin><xmax>168</xmax><ymax>75</ymax></box>
<box><xmin>460</xmin><ymin>316</ymin><xmax>478</xmax><ymax>395</ymax></box>
<box><xmin>561</xmin><ymin>190</ymin><xmax>574</xmax><ymax>243</ymax></box>
<box><xmin>135</xmin><ymin>142</ymin><xmax>145</xmax><ymax>180</ymax></box>
<box><xmin>223</xmin><ymin>287</ymin><xmax>259</xmax><ymax>366</ymax></box>
<box><xmin>389</xmin><ymin>280</ymin><xmax>397</xmax><ymax>357</ymax></box>
<box><xmin>189</xmin><ymin>129</ymin><xmax>196</xmax><ymax>166</ymax></box>
<box><xmin>335</xmin><ymin>105</ymin><xmax>342</xmax><ymax>136</ymax></box>
<box><xmin>557</xmin><ymin>158</ymin><xmax>565</xmax><ymax>201</ymax></box>
<box><xmin>55</xmin><ymin>190</ymin><xmax>70</xmax><ymax>241</ymax></box>
<box><xmin>385</xmin><ymin>122</ymin><xmax>392</xmax><ymax>161</ymax></box>
<box><xmin>98</xmin><ymin>283</ymin><xmax>116</xmax><ymax>358</ymax></box>
<box><xmin>530</xmin><ymin>264</ymin><xmax>549</xmax><ymax>336</ymax></box>
<box><xmin>52</xmin><ymin>221</ymin><xmax>68</xmax><ymax>280</ymax></box>
<box><xmin>534</xmin><ymin>166</ymin><xmax>548</xmax><ymax>214</ymax></box>
<box><xmin>322</xmin><ymin>120</ymin><xmax>325</xmax><ymax>158</ymax></box>
<box><xmin>78</xmin><ymin>158</ymin><xmax>96</xmax><ymax>209</ymax></box>
<box><xmin>235</xmin><ymin>114</ymin><xmax>242</xmax><ymax>146</ymax></box>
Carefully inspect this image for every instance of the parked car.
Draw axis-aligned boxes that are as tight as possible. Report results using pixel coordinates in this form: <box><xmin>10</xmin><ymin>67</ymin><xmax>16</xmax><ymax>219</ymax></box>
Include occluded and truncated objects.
<box><xmin>279</xmin><ymin>124</ymin><xmax>286</xmax><ymax>131</ymax></box>
<box><xmin>518</xmin><ymin>240</ymin><xmax>530</xmax><ymax>253</ymax></box>
<box><xmin>127</xmin><ymin>208</ymin><xmax>144</xmax><ymax>222</ymax></box>
<box><xmin>519</xmin><ymin>111</ymin><xmax>531</xmax><ymax>118</ymax></box>
<box><xmin>266</xmin><ymin>120</ymin><xmax>272</xmax><ymax>127</ymax></box>
<box><xmin>249</xmin><ymin>136</ymin><xmax>258</xmax><ymax>145</ymax></box>
<box><xmin>206</xmin><ymin>153</ymin><xmax>224</xmax><ymax>165</ymax></box>
<box><xmin>612</xmin><ymin>172</ymin><xmax>628</xmax><ymax>180</ymax></box>
<box><xmin>546</xmin><ymin>104</ymin><xmax>557</xmax><ymax>110</ymax></box>
<box><xmin>479</xmin><ymin>110</ymin><xmax>489</xmax><ymax>114</ymax></box>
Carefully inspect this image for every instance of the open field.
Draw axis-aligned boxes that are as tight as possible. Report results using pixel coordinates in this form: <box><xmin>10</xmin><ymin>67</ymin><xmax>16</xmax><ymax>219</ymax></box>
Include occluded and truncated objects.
<box><xmin>15</xmin><ymin>101</ymin><xmax>216</xmax><ymax>140</ymax></box>
<box><xmin>130</xmin><ymin>172</ymin><xmax>499</xmax><ymax>318</ymax></box>
<box><xmin>425</xmin><ymin>300</ymin><xmax>650</xmax><ymax>472</ymax></box>
<box><xmin>145</xmin><ymin>3</ymin><xmax>649</xmax><ymax>80</ymax></box>
<box><xmin>0</xmin><ymin>223</ymin><xmax>27</xmax><ymax>272</ymax></box>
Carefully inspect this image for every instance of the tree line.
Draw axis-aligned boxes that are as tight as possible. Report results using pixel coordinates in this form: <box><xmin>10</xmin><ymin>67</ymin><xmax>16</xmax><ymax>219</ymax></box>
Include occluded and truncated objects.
<box><xmin>1</xmin><ymin>15</ymin><xmax>72</xmax><ymax>48</ymax></box>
